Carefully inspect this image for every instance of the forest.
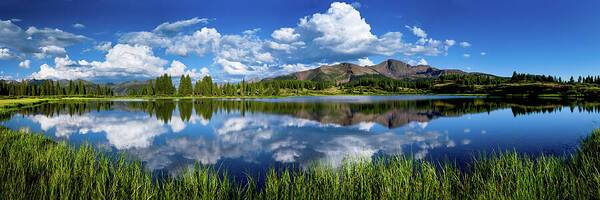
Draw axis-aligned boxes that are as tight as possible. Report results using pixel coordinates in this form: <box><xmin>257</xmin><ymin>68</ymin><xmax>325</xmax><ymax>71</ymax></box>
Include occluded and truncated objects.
<box><xmin>2</xmin><ymin>72</ymin><xmax>600</xmax><ymax>97</ymax></box>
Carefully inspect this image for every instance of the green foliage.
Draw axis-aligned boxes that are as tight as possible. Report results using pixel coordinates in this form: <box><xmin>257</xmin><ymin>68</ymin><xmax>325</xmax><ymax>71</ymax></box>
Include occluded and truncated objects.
<box><xmin>440</xmin><ymin>73</ymin><xmax>507</xmax><ymax>85</ymax></box>
<box><xmin>511</xmin><ymin>71</ymin><xmax>561</xmax><ymax>83</ymax></box>
<box><xmin>178</xmin><ymin>75</ymin><xmax>193</xmax><ymax>96</ymax></box>
<box><xmin>1</xmin><ymin>127</ymin><xmax>600</xmax><ymax>199</ymax></box>
<box><xmin>0</xmin><ymin>80</ymin><xmax>113</xmax><ymax>97</ymax></box>
<box><xmin>153</xmin><ymin>74</ymin><xmax>176</xmax><ymax>96</ymax></box>
<box><xmin>194</xmin><ymin>76</ymin><xmax>214</xmax><ymax>96</ymax></box>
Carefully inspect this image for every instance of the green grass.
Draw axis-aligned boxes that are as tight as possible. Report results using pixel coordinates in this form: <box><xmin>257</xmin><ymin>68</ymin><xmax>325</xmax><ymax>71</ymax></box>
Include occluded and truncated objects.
<box><xmin>1</xmin><ymin>127</ymin><xmax>599</xmax><ymax>199</ymax></box>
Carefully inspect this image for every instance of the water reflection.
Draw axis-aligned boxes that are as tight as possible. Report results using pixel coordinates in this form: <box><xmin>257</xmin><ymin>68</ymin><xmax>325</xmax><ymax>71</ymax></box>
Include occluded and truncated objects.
<box><xmin>3</xmin><ymin>96</ymin><xmax>600</xmax><ymax>177</ymax></box>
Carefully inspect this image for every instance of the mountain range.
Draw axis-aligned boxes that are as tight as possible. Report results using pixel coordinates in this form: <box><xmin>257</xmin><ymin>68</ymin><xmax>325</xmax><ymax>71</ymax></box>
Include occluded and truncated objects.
<box><xmin>268</xmin><ymin>59</ymin><xmax>470</xmax><ymax>83</ymax></box>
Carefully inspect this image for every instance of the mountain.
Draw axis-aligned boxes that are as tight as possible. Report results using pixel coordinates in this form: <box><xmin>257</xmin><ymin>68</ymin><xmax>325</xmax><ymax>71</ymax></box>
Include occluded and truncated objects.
<box><xmin>107</xmin><ymin>80</ymin><xmax>150</xmax><ymax>95</ymax></box>
<box><xmin>268</xmin><ymin>59</ymin><xmax>469</xmax><ymax>83</ymax></box>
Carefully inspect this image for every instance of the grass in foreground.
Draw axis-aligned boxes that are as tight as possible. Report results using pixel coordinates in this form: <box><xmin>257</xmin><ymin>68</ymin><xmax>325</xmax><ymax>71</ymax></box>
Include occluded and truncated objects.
<box><xmin>1</xmin><ymin>128</ymin><xmax>600</xmax><ymax>199</ymax></box>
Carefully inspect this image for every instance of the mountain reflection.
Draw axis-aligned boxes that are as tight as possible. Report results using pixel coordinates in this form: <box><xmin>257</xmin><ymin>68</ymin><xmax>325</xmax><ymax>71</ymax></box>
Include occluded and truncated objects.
<box><xmin>4</xmin><ymin>96</ymin><xmax>600</xmax><ymax>175</ymax></box>
<box><xmin>12</xmin><ymin>97</ymin><xmax>600</xmax><ymax>128</ymax></box>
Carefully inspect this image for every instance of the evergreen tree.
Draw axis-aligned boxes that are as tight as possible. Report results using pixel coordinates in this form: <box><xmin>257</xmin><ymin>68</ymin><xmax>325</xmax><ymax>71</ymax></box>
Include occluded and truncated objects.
<box><xmin>178</xmin><ymin>75</ymin><xmax>193</xmax><ymax>96</ymax></box>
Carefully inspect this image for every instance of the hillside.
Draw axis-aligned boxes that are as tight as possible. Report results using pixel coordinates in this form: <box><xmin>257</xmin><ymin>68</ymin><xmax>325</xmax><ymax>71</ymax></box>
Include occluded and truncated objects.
<box><xmin>268</xmin><ymin>59</ymin><xmax>469</xmax><ymax>84</ymax></box>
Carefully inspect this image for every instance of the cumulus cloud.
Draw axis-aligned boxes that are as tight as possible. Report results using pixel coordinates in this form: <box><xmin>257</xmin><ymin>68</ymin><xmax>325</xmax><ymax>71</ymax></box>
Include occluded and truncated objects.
<box><xmin>120</xmin><ymin>27</ymin><xmax>220</xmax><ymax>57</ymax></box>
<box><xmin>166</xmin><ymin>28</ymin><xmax>220</xmax><ymax>56</ymax></box>
<box><xmin>112</xmin><ymin>2</ymin><xmax>463</xmax><ymax>79</ymax></box>
<box><xmin>463</xmin><ymin>54</ymin><xmax>471</xmax><ymax>58</ymax></box>
<box><xmin>19</xmin><ymin>2</ymin><xmax>468</xmax><ymax>81</ymax></box>
<box><xmin>31</xmin><ymin>44</ymin><xmax>198</xmax><ymax>80</ymax></box>
<box><xmin>271</xmin><ymin>28</ymin><xmax>300</xmax><ymax>43</ymax></box>
<box><xmin>216</xmin><ymin>58</ymin><xmax>250</xmax><ymax>75</ymax></box>
<box><xmin>165</xmin><ymin>60</ymin><xmax>205</xmax><ymax>78</ymax></box>
<box><xmin>18</xmin><ymin>59</ymin><xmax>30</xmax><ymax>68</ymax></box>
<box><xmin>298</xmin><ymin>2</ymin><xmax>376</xmax><ymax>54</ymax></box>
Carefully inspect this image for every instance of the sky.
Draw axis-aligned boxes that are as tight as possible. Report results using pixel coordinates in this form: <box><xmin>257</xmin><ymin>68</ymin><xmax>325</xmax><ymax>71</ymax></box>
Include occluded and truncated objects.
<box><xmin>0</xmin><ymin>0</ymin><xmax>599</xmax><ymax>83</ymax></box>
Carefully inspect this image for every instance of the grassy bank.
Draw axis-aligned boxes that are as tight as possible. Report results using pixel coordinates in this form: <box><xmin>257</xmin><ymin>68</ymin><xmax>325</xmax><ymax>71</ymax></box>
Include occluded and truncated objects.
<box><xmin>0</xmin><ymin>127</ymin><xmax>599</xmax><ymax>199</ymax></box>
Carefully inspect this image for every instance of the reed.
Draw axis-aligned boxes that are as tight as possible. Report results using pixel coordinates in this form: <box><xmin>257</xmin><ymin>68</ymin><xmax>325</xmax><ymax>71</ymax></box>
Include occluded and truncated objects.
<box><xmin>1</xmin><ymin>127</ymin><xmax>599</xmax><ymax>199</ymax></box>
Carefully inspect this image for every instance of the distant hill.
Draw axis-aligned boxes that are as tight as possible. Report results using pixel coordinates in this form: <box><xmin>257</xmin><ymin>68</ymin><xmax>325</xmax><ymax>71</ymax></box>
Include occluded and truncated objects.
<box><xmin>107</xmin><ymin>80</ymin><xmax>150</xmax><ymax>95</ymax></box>
<box><xmin>267</xmin><ymin>59</ymin><xmax>471</xmax><ymax>84</ymax></box>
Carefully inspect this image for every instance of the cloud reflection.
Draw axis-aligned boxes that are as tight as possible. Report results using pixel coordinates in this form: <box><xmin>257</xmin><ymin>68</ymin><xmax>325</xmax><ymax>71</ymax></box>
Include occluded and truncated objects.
<box><xmin>25</xmin><ymin>110</ymin><xmax>464</xmax><ymax>171</ymax></box>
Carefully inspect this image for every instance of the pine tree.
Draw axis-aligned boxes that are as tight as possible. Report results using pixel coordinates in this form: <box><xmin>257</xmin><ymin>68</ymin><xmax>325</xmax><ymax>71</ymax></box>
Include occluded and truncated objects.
<box><xmin>178</xmin><ymin>74</ymin><xmax>193</xmax><ymax>96</ymax></box>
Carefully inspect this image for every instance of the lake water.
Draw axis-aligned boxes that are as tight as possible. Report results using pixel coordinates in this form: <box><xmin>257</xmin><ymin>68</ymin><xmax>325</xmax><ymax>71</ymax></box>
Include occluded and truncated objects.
<box><xmin>2</xmin><ymin>95</ymin><xmax>600</xmax><ymax>180</ymax></box>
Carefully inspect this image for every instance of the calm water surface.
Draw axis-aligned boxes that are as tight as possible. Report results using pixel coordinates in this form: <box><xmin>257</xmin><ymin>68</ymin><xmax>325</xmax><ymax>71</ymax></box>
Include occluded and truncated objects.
<box><xmin>2</xmin><ymin>95</ymin><xmax>600</xmax><ymax>179</ymax></box>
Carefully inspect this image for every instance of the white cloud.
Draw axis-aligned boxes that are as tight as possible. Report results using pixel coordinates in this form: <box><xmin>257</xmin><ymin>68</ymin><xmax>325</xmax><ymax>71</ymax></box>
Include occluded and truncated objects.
<box><xmin>217</xmin><ymin>58</ymin><xmax>250</xmax><ymax>75</ymax></box>
<box><xmin>72</xmin><ymin>23</ymin><xmax>85</xmax><ymax>29</ymax></box>
<box><xmin>164</xmin><ymin>60</ymin><xmax>204</xmax><ymax>79</ymax></box>
<box><xmin>298</xmin><ymin>2</ymin><xmax>376</xmax><ymax>54</ymax></box>
<box><xmin>165</xmin><ymin>60</ymin><xmax>187</xmax><ymax>77</ymax></box>
<box><xmin>107</xmin><ymin>2</ymin><xmax>465</xmax><ymax>79</ymax></box>
<box><xmin>480</xmin><ymin>52</ymin><xmax>486</xmax><ymax>56</ymax></box>
<box><xmin>31</xmin><ymin>44</ymin><xmax>204</xmax><ymax>80</ymax></box>
<box><xmin>459</xmin><ymin>41</ymin><xmax>471</xmax><ymax>48</ymax></box>
<box><xmin>95</xmin><ymin>41</ymin><xmax>112</xmax><ymax>52</ymax></box>
<box><xmin>199</xmin><ymin>67</ymin><xmax>210</xmax><ymax>78</ymax></box>
<box><xmin>356</xmin><ymin>57</ymin><xmax>374</xmax><ymax>66</ymax></box>
<box><xmin>120</xmin><ymin>27</ymin><xmax>220</xmax><ymax>57</ymax></box>
<box><xmin>271</xmin><ymin>28</ymin><xmax>300</xmax><ymax>43</ymax></box>
<box><xmin>165</xmin><ymin>28</ymin><xmax>220</xmax><ymax>56</ymax></box>
<box><xmin>18</xmin><ymin>59</ymin><xmax>30</xmax><ymax>68</ymax></box>
<box><xmin>25</xmin><ymin>26</ymin><xmax>89</xmax><ymax>48</ymax></box>
<box><xmin>29</xmin><ymin>114</ymin><xmax>168</xmax><ymax>149</ymax></box>
<box><xmin>34</xmin><ymin>45</ymin><xmax>67</xmax><ymax>58</ymax></box>
<box><xmin>214</xmin><ymin>34</ymin><xmax>274</xmax><ymax>75</ymax></box>
<box><xmin>407</xmin><ymin>58</ymin><xmax>429</xmax><ymax>66</ymax></box>
<box><xmin>0</xmin><ymin>20</ymin><xmax>88</xmax><ymax>59</ymax></box>
<box><xmin>0</xmin><ymin>48</ymin><xmax>11</xmax><ymax>59</ymax></box>
<box><xmin>463</xmin><ymin>54</ymin><xmax>471</xmax><ymax>58</ymax></box>
<box><xmin>153</xmin><ymin>17</ymin><xmax>209</xmax><ymax>34</ymax></box>
<box><xmin>243</xmin><ymin>28</ymin><xmax>261</xmax><ymax>35</ymax></box>
<box><xmin>280</xmin><ymin>63</ymin><xmax>316</xmax><ymax>74</ymax></box>
<box><xmin>406</xmin><ymin>26</ymin><xmax>427</xmax><ymax>38</ymax></box>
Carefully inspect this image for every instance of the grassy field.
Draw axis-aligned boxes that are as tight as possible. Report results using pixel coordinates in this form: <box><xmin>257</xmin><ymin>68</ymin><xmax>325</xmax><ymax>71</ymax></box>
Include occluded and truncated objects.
<box><xmin>0</xmin><ymin>126</ymin><xmax>599</xmax><ymax>199</ymax></box>
<box><xmin>0</xmin><ymin>98</ymin><xmax>51</xmax><ymax>107</ymax></box>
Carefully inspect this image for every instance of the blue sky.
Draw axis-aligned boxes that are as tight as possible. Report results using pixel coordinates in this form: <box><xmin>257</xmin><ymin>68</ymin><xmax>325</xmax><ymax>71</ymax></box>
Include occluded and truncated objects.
<box><xmin>0</xmin><ymin>0</ymin><xmax>599</xmax><ymax>82</ymax></box>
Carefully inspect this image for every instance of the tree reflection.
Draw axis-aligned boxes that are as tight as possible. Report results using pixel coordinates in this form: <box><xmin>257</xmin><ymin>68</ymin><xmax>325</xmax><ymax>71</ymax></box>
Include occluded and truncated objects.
<box><xmin>7</xmin><ymin>97</ymin><xmax>600</xmax><ymax>127</ymax></box>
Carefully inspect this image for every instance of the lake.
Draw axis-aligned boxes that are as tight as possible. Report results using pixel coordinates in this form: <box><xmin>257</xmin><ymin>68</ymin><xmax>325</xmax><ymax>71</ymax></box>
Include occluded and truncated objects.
<box><xmin>2</xmin><ymin>95</ymin><xmax>600</xmax><ymax>180</ymax></box>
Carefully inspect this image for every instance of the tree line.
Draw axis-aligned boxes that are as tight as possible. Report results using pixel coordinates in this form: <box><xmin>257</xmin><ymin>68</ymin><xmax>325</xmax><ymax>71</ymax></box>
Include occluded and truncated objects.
<box><xmin>511</xmin><ymin>71</ymin><xmax>600</xmax><ymax>84</ymax></box>
<box><xmin>128</xmin><ymin>74</ymin><xmax>287</xmax><ymax>97</ymax></box>
<box><xmin>0</xmin><ymin>79</ymin><xmax>114</xmax><ymax>96</ymax></box>
<box><xmin>4</xmin><ymin>71</ymin><xmax>600</xmax><ymax>97</ymax></box>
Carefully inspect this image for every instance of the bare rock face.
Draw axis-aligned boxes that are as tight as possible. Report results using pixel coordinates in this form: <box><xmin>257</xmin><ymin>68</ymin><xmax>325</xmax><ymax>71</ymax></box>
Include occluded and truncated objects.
<box><xmin>272</xmin><ymin>59</ymin><xmax>468</xmax><ymax>83</ymax></box>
